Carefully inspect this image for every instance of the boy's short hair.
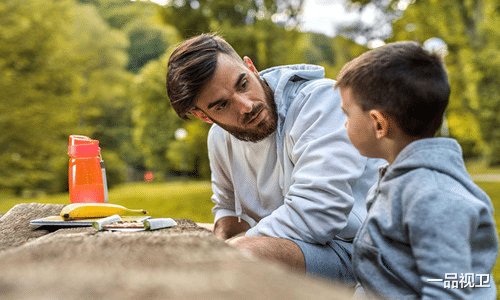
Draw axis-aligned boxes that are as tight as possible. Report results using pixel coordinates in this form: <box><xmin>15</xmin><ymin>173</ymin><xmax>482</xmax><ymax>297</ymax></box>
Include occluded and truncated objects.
<box><xmin>336</xmin><ymin>41</ymin><xmax>450</xmax><ymax>137</ymax></box>
<box><xmin>166</xmin><ymin>33</ymin><xmax>242</xmax><ymax>119</ymax></box>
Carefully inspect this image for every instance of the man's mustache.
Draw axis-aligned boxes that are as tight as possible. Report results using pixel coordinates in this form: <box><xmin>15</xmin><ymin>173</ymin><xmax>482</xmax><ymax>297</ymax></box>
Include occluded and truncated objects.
<box><xmin>242</xmin><ymin>103</ymin><xmax>264</xmax><ymax>125</ymax></box>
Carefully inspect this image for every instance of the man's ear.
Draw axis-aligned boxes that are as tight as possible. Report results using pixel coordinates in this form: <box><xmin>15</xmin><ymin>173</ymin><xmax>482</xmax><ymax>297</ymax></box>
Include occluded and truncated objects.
<box><xmin>369</xmin><ymin>110</ymin><xmax>389</xmax><ymax>139</ymax></box>
<box><xmin>190</xmin><ymin>108</ymin><xmax>213</xmax><ymax>124</ymax></box>
<box><xmin>243</xmin><ymin>56</ymin><xmax>258</xmax><ymax>75</ymax></box>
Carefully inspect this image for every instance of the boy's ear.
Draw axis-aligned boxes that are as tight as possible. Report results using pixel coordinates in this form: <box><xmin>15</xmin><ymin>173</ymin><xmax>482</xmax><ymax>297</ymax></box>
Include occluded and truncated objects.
<box><xmin>243</xmin><ymin>56</ymin><xmax>259</xmax><ymax>75</ymax></box>
<box><xmin>369</xmin><ymin>110</ymin><xmax>389</xmax><ymax>139</ymax></box>
<box><xmin>190</xmin><ymin>108</ymin><xmax>213</xmax><ymax>124</ymax></box>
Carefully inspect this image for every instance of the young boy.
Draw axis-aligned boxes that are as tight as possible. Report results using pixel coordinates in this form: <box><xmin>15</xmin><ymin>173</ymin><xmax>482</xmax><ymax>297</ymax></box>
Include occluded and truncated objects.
<box><xmin>335</xmin><ymin>41</ymin><xmax>498</xmax><ymax>299</ymax></box>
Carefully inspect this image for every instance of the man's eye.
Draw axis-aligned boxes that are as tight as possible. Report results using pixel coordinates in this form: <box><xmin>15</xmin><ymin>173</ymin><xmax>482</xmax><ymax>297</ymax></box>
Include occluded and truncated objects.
<box><xmin>215</xmin><ymin>101</ymin><xmax>228</xmax><ymax>111</ymax></box>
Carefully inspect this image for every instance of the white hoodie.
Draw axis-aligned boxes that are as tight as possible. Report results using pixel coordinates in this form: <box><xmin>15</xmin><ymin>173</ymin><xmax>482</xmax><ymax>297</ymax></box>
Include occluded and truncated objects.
<box><xmin>208</xmin><ymin>64</ymin><xmax>382</xmax><ymax>244</ymax></box>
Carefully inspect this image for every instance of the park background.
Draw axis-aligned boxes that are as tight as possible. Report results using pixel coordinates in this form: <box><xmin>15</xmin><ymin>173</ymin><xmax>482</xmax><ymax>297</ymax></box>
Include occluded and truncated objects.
<box><xmin>0</xmin><ymin>0</ymin><xmax>499</xmax><ymax>293</ymax></box>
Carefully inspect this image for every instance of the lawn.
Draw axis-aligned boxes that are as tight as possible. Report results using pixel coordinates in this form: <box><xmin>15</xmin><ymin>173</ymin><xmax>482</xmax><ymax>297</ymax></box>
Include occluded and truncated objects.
<box><xmin>1</xmin><ymin>179</ymin><xmax>499</xmax><ymax>295</ymax></box>
<box><xmin>0</xmin><ymin>180</ymin><xmax>214</xmax><ymax>222</ymax></box>
<box><xmin>466</xmin><ymin>160</ymin><xmax>500</xmax><ymax>175</ymax></box>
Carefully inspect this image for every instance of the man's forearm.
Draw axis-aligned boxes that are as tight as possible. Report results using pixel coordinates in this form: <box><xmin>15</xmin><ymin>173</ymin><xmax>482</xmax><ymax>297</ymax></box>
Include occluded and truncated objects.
<box><xmin>213</xmin><ymin>216</ymin><xmax>250</xmax><ymax>240</ymax></box>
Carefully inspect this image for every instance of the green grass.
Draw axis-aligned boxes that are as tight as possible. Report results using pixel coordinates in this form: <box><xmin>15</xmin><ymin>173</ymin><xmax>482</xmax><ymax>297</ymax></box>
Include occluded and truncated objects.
<box><xmin>0</xmin><ymin>180</ymin><xmax>214</xmax><ymax>223</ymax></box>
<box><xmin>466</xmin><ymin>160</ymin><xmax>500</xmax><ymax>175</ymax></box>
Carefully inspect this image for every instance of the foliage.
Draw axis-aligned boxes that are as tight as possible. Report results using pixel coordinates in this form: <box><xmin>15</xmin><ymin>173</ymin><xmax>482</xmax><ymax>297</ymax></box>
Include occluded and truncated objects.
<box><xmin>158</xmin><ymin>0</ymin><xmax>305</xmax><ymax>39</ymax></box>
<box><xmin>80</xmin><ymin>0</ymin><xmax>177</xmax><ymax>73</ymax></box>
<box><xmin>344</xmin><ymin>0</ymin><xmax>500</xmax><ymax>165</ymax></box>
<box><xmin>71</xmin><ymin>3</ymin><xmax>135</xmax><ymax>187</ymax></box>
<box><xmin>8</xmin><ymin>0</ymin><xmax>495</xmax><ymax>195</ymax></box>
<box><xmin>328</xmin><ymin>35</ymin><xmax>369</xmax><ymax>77</ymax></box>
<box><xmin>474</xmin><ymin>0</ymin><xmax>500</xmax><ymax>165</ymax></box>
<box><xmin>390</xmin><ymin>0</ymin><xmax>489</xmax><ymax>159</ymax></box>
<box><xmin>79</xmin><ymin>0</ymin><xmax>158</xmax><ymax>29</ymax></box>
<box><xmin>0</xmin><ymin>0</ymin><xmax>325</xmax><ymax>195</ymax></box>
<box><xmin>0</xmin><ymin>0</ymin><xmax>83</xmax><ymax>194</ymax></box>
<box><xmin>219</xmin><ymin>20</ymin><xmax>307</xmax><ymax>69</ymax></box>
<box><xmin>166</xmin><ymin>121</ymin><xmax>211</xmax><ymax>178</ymax></box>
<box><xmin>124</xmin><ymin>20</ymin><xmax>179</xmax><ymax>72</ymax></box>
<box><xmin>335</xmin><ymin>0</ymin><xmax>409</xmax><ymax>44</ymax></box>
<box><xmin>132</xmin><ymin>53</ymin><xmax>183</xmax><ymax>178</ymax></box>
<box><xmin>0</xmin><ymin>0</ymin><xmax>135</xmax><ymax>195</ymax></box>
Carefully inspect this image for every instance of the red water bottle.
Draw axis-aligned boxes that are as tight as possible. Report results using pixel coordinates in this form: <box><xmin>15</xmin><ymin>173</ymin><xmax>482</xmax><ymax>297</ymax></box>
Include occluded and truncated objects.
<box><xmin>68</xmin><ymin>135</ymin><xmax>108</xmax><ymax>203</ymax></box>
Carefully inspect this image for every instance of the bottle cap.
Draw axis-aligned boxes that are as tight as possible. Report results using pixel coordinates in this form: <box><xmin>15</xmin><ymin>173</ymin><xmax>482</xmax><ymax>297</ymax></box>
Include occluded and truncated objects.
<box><xmin>68</xmin><ymin>135</ymin><xmax>100</xmax><ymax>157</ymax></box>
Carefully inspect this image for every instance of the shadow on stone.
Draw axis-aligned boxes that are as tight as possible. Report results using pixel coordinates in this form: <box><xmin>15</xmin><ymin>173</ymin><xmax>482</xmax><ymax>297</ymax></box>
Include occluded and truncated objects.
<box><xmin>0</xmin><ymin>203</ymin><xmax>355</xmax><ymax>299</ymax></box>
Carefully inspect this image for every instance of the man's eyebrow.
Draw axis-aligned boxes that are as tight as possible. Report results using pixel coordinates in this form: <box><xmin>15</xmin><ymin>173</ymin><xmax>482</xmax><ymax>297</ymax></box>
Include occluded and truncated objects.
<box><xmin>206</xmin><ymin>73</ymin><xmax>246</xmax><ymax>110</ymax></box>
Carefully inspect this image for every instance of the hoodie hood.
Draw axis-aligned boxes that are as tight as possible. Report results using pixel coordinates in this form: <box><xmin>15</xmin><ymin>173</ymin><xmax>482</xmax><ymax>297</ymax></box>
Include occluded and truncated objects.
<box><xmin>229</xmin><ymin>64</ymin><xmax>325</xmax><ymax>221</ymax></box>
<box><xmin>260</xmin><ymin>64</ymin><xmax>325</xmax><ymax>135</ymax></box>
<box><xmin>385</xmin><ymin>138</ymin><xmax>491</xmax><ymax>206</ymax></box>
<box><xmin>354</xmin><ymin>137</ymin><xmax>498</xmax><ymax>299</ymax></box>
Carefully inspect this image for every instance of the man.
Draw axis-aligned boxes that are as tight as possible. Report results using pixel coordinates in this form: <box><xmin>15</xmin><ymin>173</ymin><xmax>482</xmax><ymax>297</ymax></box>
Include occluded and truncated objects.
<box><xmin>166</xmin><ymin>33</ymin><xmax>380</xmax><ymax>283</ymax></box>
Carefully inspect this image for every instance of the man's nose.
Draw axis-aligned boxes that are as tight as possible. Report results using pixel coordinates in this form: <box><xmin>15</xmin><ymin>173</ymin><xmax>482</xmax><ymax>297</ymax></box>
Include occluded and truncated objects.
<box><xmin>235</xmin><ymin>95</ymin><xmax>254</xmax><ymax>114</ymax></box>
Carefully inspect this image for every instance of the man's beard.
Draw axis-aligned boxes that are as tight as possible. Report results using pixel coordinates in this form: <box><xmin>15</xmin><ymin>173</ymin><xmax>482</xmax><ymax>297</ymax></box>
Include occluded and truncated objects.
<box><xmin>214</xmin><ymin>79</ymin><xmax>278</xmax><ymax>143</ymax></box>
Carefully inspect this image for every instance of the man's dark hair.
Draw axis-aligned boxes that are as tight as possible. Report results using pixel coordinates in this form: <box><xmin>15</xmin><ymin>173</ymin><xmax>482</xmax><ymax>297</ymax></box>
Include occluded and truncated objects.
<box><xmin>336</xmin><ymin>41</ymin><xmax>450</xmax><ymax>137</ymax></box>
<box><xmin>166</xmin><ymin>33</ymin><xmax>242</xmax><ymax>119</ymax></box>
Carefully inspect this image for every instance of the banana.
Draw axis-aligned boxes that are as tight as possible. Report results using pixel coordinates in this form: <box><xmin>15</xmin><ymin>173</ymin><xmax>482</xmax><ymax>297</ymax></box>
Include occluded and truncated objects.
<box><xmin>60</xmin><ymin>203</ymin><xmax>147</xmax><ymax>220</ymax></box>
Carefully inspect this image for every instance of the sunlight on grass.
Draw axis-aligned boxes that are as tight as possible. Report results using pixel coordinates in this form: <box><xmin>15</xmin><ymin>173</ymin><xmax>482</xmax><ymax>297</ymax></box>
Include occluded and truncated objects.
<box><xmin>0</xmin><ymin>181</ymin><xmax>214</xmax><ymax>223</ymax></box>
<box><xmin>466</xmin><ymin>160</ymin><xmax>500</xmax><ymax>175</ymax></box>
<box><xmin>110</xmin><ymin>181</ymin><xmax>214</xmax><ymax>222</ymax></box>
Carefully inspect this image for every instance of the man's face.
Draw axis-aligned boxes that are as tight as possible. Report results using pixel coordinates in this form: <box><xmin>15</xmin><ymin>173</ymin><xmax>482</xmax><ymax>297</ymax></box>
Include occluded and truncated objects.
<box><xmin>192</xmin><ymin>54</ymin><xmax>277</xmax><ymax>142</ymax></box>
<box><xmin>340</xmin><ymin>87</ymin><xmax>380</xmax><ymax>158</ymax></box>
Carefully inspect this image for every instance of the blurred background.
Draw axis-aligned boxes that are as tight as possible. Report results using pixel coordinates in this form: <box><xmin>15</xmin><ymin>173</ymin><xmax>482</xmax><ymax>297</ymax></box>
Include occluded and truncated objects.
<box><xmin>0</xmin><ymin>0</ymin><xmax>498</xmax><ymax>210</ymax></box>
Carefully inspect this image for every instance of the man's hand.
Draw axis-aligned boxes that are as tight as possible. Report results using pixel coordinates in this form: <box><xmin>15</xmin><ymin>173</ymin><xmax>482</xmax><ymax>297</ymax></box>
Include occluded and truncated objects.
<box><xmin>213</xmin><ymin>216</ymin><xmax>250</xmax><ymax>240</ymax></box>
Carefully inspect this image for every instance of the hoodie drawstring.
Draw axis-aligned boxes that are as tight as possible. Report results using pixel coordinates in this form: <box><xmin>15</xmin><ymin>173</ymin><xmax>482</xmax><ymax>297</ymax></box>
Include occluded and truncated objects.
<box><xmin>235</xmin><ymin>197</ymin><xmax>242</xmax><ymax>223</ymax></box>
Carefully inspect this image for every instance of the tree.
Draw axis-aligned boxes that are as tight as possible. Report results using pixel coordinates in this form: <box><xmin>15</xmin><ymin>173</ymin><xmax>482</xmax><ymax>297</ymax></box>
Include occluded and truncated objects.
<box><xmin>336</xmin><ymin>0</ymin><xmax>406</xmax><ymax>43</ymax></box>
<box><xmin>158</xmin><ymin>0</ymin><xmax>305</xmax><ymax>39</ymax></box>
<box><xmin>124</xmin><ymin>20</ymin><xmax>179</xmax><ymax>73</ymax></box>
<box><xmin>390</xmin><ymin>0</ymin><xmax>499</xmax><ymax>163</ymax></box>
<box><xmin>343</xmin><ymin>0</ymin><xmax>500</xmax><ymax>164</ymax></box>
<box><xmin>79</xmin><ymin>0</ymin><xmax>158</xmax><ymax>29</ymax></box>
<box><xmin>166</xmin><ymin>121</ymin><xmax>211</xmax><ymax>178</ymax></box>
<box><xmin>0</xmin><ymin>0</ymin><xmax>137</xmax><ymax>195</ymax></box>
<box><xmin>69</xmin><ymin>3</ymin><xmax>137</xmax><ymax>187</ymax></box>
<box><xmin>132</xmin><ymin>53</ymin><xmax>183</xmax><ymax>178</ymax></box>
<box><xmin>474</xmin><ymin>0</ymin><xmax>500</xmax><ymax>164</ymax></box>
<box><xmin>81</xmin><ymin>0</ymin><xmax>179</xmax><ymax>74</ymax></box>
<box><xmin>0</xmin><ymin>0</ymin><xmax>82</xmax><ymax>195</ymax></box>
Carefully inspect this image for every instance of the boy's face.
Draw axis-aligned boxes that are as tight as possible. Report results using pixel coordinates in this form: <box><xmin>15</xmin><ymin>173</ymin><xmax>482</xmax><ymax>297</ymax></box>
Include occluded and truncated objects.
<box><xmin>191</xmin><ymin>54</ymin><xmax>277</xmax><ymax>142</ymax></box>
<box><xmin>340</xmin><ymin>87</ymin><xmax>380</xmax><ymax>158</ymax></box>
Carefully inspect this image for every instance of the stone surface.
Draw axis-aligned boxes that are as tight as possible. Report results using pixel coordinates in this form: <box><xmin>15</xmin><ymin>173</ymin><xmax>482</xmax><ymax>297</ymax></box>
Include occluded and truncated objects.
<box><xmin>0</xmin><ymin>203</ymin><xmax>355</xmax><ymax>299</ymax></box>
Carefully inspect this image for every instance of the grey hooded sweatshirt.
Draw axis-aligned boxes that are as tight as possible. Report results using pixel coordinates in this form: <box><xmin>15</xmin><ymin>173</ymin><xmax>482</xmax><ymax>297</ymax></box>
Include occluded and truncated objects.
<box><xmin>208</xmin><ymin>64</ymin><xmax>381</xmax><ymax>244</ymax></box>
<box><xmin>353</xmin><ymin>138</ymin><xmax>498</xmax><ymax>299</ymax></box>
